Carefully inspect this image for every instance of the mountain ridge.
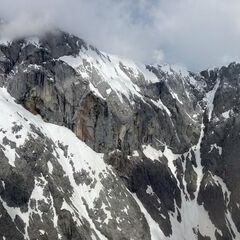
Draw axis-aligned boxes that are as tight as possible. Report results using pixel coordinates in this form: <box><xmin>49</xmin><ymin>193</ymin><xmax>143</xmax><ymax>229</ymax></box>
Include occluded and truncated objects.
<box><xmin>0</xmin><ymin>29</ymin><xmax>239</xmax><ymax>240</ymax></box>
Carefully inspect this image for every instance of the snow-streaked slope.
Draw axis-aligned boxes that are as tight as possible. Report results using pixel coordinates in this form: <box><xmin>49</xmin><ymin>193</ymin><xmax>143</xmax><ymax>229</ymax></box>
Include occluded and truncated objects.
<box><xmin>140</xmin><ymin>133</ymin><xmax>239</xmax><ymax>240</ymax></box>
<box><xmin>0</xmin><ymin>87</ymin><xmax>108</xmax><ymax>238</ymax></box>
<box><xmin>0</xmin><ymin>87</ymin><xmax>149</xmax><ymax>240</ymax></box>
<box><xmin>60</xmin><ymin>46</ymin><xmax>159</xmax><ymax>103</ymax></box>
<box><xmin>137</xmin><ymin>79</ymin><xmax>240</xmax><ymax>240</ymax></box>
<box><xmin>141</xmin><ymin>141</ymin><xmax>218</xmax><ymax>240</ymax></box>
<box><xmin>59</xmin><ymin>45</ymin><xmax>200</xmax><ymax>107</ymax></box>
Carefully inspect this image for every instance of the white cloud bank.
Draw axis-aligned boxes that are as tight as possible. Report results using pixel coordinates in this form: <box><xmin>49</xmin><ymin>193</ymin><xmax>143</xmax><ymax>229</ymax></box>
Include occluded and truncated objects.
<box><xmin>1</xmin><ymin>0</ymin><xmax>240</xmax><ymax>71</ymax></box>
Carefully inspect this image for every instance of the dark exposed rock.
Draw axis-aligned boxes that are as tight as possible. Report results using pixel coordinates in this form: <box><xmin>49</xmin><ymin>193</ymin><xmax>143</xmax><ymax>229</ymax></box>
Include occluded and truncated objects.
<box><xmin>184</xmin><ymin>156</ymin><xmax>197</xmax><ymax>199</ymax></box>
<box><xmin>197</xmin><ymin>172</ymin><xmax>231</xmax><ymax>239</ymax></box>
<box><xmin>58</xmin><ymin>209</ymin><xmax>89</xmax><ymax>240</ymax></box>
<box><xmin>127</xmin><ymin>157</ymin><xmax>181</xmax><ymax>236</ymax></box>
<box><xmin>0</xmin><ymin>202</ymin><xmax>24</xmax><ymax>240</ymax></box>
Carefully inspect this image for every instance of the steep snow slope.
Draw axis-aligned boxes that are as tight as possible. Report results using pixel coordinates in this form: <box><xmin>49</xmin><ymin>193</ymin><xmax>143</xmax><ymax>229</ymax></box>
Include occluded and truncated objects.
<box><xmin>0</xmin><ymin>86</ymin><xmax>106</xmax><ymax>238</ymax></box>
<box><xmin>60</xmin><ymin>47</ymin><xmax>159</xmax><ymax>103</ymax></box>
<box><xmin>59</xmin><ymin>44</ymin><xmax>198</xmax><ymax>106</ymax></box>
<box><xmin>0</xmin><ymin>87</ymin><xmax>150</xmax><ymax>240</ymax></box>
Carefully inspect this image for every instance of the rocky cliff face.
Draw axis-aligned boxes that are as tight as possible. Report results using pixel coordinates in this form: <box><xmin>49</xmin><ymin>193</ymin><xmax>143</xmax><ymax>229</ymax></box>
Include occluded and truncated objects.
<box><xmin>0</xmin><ymin>30</ymin><xmax>240</xmax><ymax>240</ymax></box>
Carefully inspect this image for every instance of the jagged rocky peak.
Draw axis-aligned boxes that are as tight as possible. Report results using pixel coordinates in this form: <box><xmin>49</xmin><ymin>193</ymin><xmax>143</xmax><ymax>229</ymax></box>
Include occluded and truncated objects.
<box><xmin>0</xmin><ymin>28</ymin><xmax>240</xmax><ymax>240</ymax></box>
<box><xmin>1</xmin><ymin>29</ymin><xmax>204</xmax><ymax>154</ymax></box>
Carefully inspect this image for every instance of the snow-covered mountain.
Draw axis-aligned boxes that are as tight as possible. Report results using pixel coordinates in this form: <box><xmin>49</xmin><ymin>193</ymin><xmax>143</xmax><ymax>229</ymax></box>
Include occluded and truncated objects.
<box><xmin>0</xmin><ymin>30</ymin><xmax>240</xmax><ymax>240</ymax></box>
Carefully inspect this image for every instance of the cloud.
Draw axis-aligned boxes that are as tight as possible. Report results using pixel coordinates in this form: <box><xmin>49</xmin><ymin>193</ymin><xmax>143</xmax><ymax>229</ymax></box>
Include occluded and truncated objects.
<box><xmin>0</xmin><ymin>15</ymin><xmax>53</xmax><ymax>39</ymax></box>
<box><xmin>1</xmin><ymin>0</ymin><xmax>240</xmax><ymax>71</ymax></box>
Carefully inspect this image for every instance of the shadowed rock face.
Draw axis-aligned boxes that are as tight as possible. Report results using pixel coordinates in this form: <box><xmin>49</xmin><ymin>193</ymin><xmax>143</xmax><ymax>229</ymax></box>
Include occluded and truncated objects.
<box><xmin>0</xmin><ymin>30</ymin><xmax>240</xmax><ymax>240</ymax></box>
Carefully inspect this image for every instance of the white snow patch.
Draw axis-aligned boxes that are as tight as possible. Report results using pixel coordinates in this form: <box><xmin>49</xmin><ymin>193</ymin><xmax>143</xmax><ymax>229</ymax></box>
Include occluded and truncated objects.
<box><xmin>163</xmin><ymin>146</ymin><xmax>180</xmax><ymax>179</ymax></box>
<box><xmin>132</xmin><ymin>150</ymin><xmax>139</xmax><ymax>157</ymax></box>
<box><xmin>191</xmin><ymin>120</ymin><xmax>205</xmax><ymax>194</ymax></box>
<box><xmin>142</xmin><ymin>145</ymin><xmax>163</xmax><ymax>161</ymax></box>
<box><xmin>60</xmin><ymin>47</ymin><xmax>159</xmax><ymax>103</ymax></box>
<box><xmin>89</xmin><ymin>82</ymin><xmax>105</xmax><ymax>100</ymax></box>
<box><xmin>1</xmin><ymin>181</ymin><xmax>5</xmax><ymax>189</ymax></box>
<box><xmin>169</xmin><ymin>198</ymin><xmax>217</xmax><ymax>240</ymax></box>
<box><xmin>39</xmin><ymin>230</ymin><xmax>46</xmax><ymax>235</ymax></box>
<box><xmin>106</xmin><ymin>88</ymin><xmax>112</xmax><ymax>95</ymax></box>
<box><xmin>205</xmin><ymin>80</ymin><xmax>220</xmax><ymax>121</ymax></box>
<box><xmin>209</xmin><ymin>144</ymin><xmax>222</xmax><ymax>155</ymax></box>
<box><xmin>102</xmin><ymin>202</ymin><xmax>113</xmax><ymax>224</ymax></box>
<box><xmin>222</xmin><ymin>110</ymin><xmax>231</xmax><ymax>119</ymax></box>
<box><xmin>171</xmin><ymin>92</ymin><xmax>183</xmax><ymax>104</ymax></box>
<box><xmin>47</xmin><ymin>161</ymin><xmax>53</xmax><ymax>174</ymax></box>
<box><xmin>151</xmin><ymin>99</ymin><xmax>171</xmax><ymax>116</ymax></box>
<box><xmin>25</xmin><ymin>37</ymin><xmax>40</xmax><ymax>47</ymax></box>
<box><xmin>146</xmin><ymin>186</ymin><xmax>154</xmax><ymax>196</ymax></box>
<box><xmin>159</xmin><ymin>64</ymin><xmax>190</xmax><ymax>78</ymax></box>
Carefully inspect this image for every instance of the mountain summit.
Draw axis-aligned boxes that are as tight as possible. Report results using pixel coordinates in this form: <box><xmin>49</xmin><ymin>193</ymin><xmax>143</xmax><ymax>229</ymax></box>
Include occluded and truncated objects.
<box><xmin>0</xmin><ymin>30</ymin><xmax>239</xmax><ymax>240</ymax></box>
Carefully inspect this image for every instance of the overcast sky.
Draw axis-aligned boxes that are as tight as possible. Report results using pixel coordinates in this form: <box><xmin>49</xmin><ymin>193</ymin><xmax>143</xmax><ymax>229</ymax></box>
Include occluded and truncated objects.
<box><xmin>1</xmin><ymin>0</ymin><xmax>240</xmax><ymax>71</ymax></box>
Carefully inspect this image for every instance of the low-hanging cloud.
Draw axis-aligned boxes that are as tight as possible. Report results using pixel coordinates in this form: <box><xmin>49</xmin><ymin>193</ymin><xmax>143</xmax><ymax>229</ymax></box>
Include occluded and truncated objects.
<box><xmin>1</xmin><ymin>0</ymin><xmax>240</xmax><ymax>71</ymax></box>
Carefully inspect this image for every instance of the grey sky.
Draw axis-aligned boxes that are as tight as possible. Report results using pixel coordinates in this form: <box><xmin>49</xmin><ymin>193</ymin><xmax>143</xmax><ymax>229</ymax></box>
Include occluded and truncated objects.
<box><xmin>1</xmin><ymin>0</ymin><xmax>240</xmax><ymax>71</ymax></box>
